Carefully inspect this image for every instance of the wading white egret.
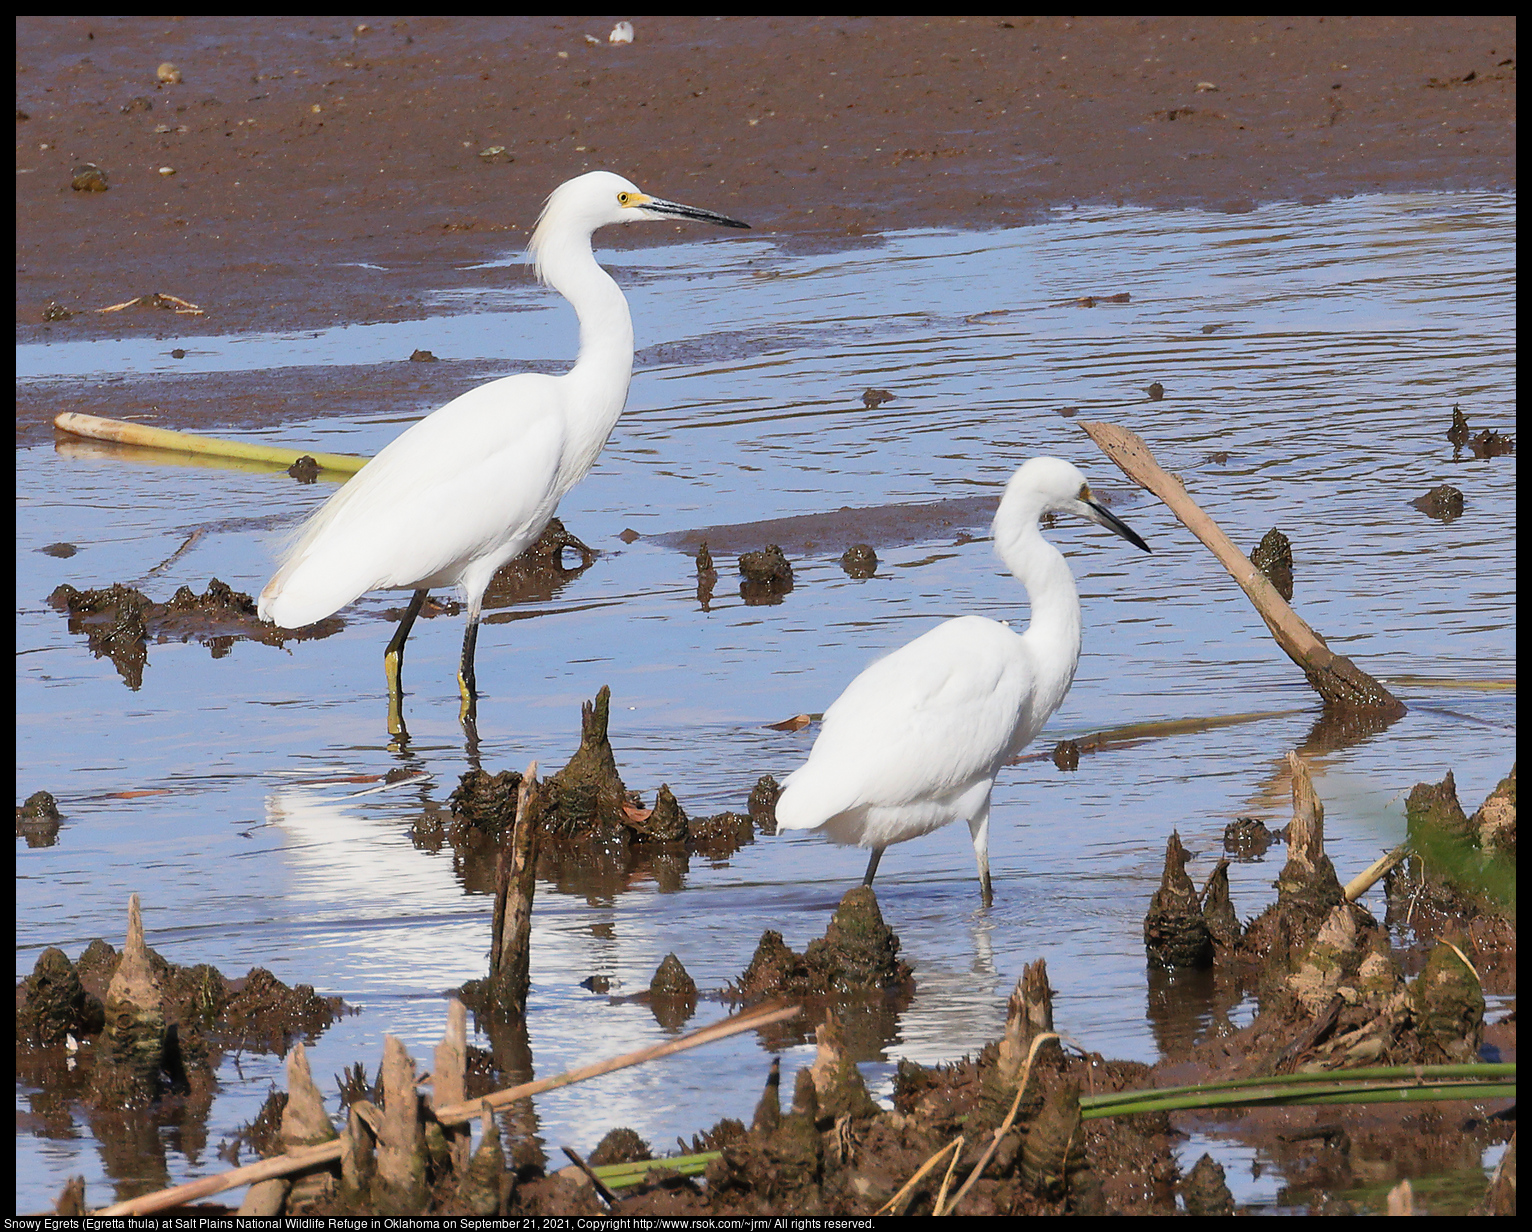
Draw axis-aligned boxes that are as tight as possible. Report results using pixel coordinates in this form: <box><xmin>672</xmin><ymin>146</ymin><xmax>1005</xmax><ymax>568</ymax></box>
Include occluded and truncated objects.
<box><xmin>257</xmin><ymin>171</ymin><xmax>750</xmax><ymax>733</ymax></box>
<box><xmin>773</xmin><ymin>457</ymin><xmax>1151</xmax><ymax>906</ymax></box>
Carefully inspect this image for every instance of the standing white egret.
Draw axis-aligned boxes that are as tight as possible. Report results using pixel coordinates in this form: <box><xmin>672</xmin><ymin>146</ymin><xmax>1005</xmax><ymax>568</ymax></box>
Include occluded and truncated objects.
<box><xmin>773</xmin><ymin>457</ymin><xmax>1151</xmax><ymax>906</ymax></box>
<box><xmin>257</xmin><ymin>171</ymin><xmax>749</xmax><ymax>734</ymax></box>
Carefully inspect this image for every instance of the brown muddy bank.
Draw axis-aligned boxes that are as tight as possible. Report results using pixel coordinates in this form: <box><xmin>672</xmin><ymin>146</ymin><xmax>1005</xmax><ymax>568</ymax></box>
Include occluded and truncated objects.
<box><xmin>15</xmin><ymin>16</ymin><xmax>1515</xmax><ymax>442</ymax></box>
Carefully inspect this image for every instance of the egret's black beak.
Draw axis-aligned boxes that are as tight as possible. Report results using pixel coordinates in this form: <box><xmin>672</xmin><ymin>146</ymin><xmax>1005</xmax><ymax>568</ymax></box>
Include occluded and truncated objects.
<box><xmin>643</xmin><ymin>197</ymin><xmax>751</xmax><ymax>229</ymax></box>
<box><xmin>1083</xmin><ymin>498</ymin><xmax>1151</xmax><ymax>553</ymax></box>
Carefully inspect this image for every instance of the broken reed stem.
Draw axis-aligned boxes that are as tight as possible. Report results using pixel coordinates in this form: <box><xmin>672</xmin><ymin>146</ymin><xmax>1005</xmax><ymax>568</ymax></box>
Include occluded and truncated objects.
<box><xmin>941</xmin><ymin>1031</ymin><xmax>1062</xmax><ymax>1215</ymax></box>
<box><xmin>561</xmin><ymin>1146</ymin><xmax>619</xmax><ymax>1206</ymax></box>
<box><xmin>875</xmin><ymin>1134</ymin><xmax>964</xmax><ymax>1216</ymax></box>
<box><xmin>1079</xmin><ymin>421</ymin><xmax>1405</xmax><ymax>716</ymax></box>
<box><xmin>53</xmin><ymin>411</ymin><xmax>367</xmax><ymax>475</ymax></box>
<box><xmin>95</xmin><ymin>1002</ymin><xmax>801</xmax><ymax>1216</ymax></box>
<box><xmin>930</xmin><ymin>1134</ymin><xmax>966</xmax><ymax>1217</ymax></box>
<box><xmin>1344</xmin><ymin>844</ymin><xmax>1409</xmax><ymax>902</ymax></box>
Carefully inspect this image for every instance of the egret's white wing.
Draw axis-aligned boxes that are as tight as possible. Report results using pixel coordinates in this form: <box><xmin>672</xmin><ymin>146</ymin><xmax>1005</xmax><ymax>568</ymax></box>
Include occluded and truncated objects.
<box><xmin>261</xmin><ymin>374</ymin><xmax>566</xmax><ymax>626</ymax></box>
<box><xmin>776</xmin><ymin>616</ymin><xmax>1035</xmax><ymax>831</ymax></box>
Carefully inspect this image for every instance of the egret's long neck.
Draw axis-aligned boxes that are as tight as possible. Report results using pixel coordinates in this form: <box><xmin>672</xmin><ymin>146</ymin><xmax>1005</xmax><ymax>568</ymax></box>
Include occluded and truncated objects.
<box><xmin>994</xmin><ymin>510</ymin><xmax>1083</xmax><ymax>719</ymax></box>
<box><xmin>533</xmin><ymin>226</ymin><xmax>634</xmax><ymax>483</ymax></box>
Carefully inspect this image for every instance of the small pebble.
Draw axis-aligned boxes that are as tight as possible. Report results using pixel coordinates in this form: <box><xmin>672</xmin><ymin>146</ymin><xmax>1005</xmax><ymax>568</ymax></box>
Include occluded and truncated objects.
<box><xmin>156</xmin><ymin>62</ymin><xmax>182</xmax><ymax>84</ymax></box>
<box><xmin>70</xmin><ymin>164</ymin><xmax>108</xmax><ymax>192</ymax></box>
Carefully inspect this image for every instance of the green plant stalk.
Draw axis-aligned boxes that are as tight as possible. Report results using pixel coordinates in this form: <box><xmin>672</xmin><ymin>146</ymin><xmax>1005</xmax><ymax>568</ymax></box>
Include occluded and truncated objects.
<box><xmin>1082</xmin><ymin>1081</ymin><xmax>1514</xmax><ymax>1120</ymax></box>
<box><xmin>592</xmin><ymin>1152</ymin><xmax>720</xmax><ymax>1190</ymax></box>
<box><xmin>1081</xmin><ymin>1062</ymin><xmax>1514</xmax><ymax>1111</ymax></box>
<box><xmin>54</xmin><ymin>411</ymin><xmax>368</xmax><ymax>474</ymax></box>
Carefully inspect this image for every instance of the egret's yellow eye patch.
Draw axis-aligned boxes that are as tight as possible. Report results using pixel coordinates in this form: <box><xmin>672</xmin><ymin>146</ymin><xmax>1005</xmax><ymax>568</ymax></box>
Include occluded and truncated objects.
<box><xmin>1079</xmin><ymin>483</ymin><xmax>1092</xmax><ymax>502</ymax></box>
<box><xmin>617</xmin><ymin>191</ymin><xmax>650</xmax><ymax>208</ymax></box>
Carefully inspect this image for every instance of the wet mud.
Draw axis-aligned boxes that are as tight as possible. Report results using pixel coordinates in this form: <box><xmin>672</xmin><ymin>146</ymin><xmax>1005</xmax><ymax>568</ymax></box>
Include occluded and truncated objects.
<box><xmin>1412</xmin><ymin>484</ymin><xmax>1467</xmax><ymax>523</ymax></box>
<box><xmin>16</xmin><ymin>790</ymin><xmax>64</xmax><ymax>848</ymax></box>
<box><xmin>429</xmin><ymin>688</ymin><xmax>767</xmax><ymax>909</ymax></box>
<box><xmin>47</xmin><ymin>577</ymin><xmax>336</xmax><ymax>689</ymax></box>
<box><xmin>15</xmin><ymin>16</ymin><xmax>1514</xmax><ymax>366</ymax></box>
<box><xmin>737</xmin><ymin>544</ymin><xmax>794</xmax><ymax>606</ymax></box>
<box><xmin>16</xmin><ymin>896</ymin><xmax>343</xmax><ymax>1205</ymax></box>
<box><xmin>23</xmin><ymin>734</ymin><xmax>1513</xmax><ymax>1215</ymax></box>
<box><xmin>42</xmin><ymin>517</ymin><xmax>595</xmax><ymax>691</ymax></box>
<box><xmin>653</xmin><ymin>494</ymin><xmax>998</xmax><ymax>559</ymax></box>
<box><xmin>1250</xmin><ymin>528</ymin><xmax>1295</xmax><ymax>601</ymax></box>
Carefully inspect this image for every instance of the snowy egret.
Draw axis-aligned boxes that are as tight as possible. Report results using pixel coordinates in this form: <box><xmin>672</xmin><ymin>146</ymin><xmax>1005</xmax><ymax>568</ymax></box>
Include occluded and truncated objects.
<box><xmin>257</xmin><ymin>171</ymin><xmax>749</xmax><ymax>733</ymax></box>
<box><xmin>773</xmin><ymin>457</ymin><xmax>1151</xmax><ymax>906</ymax></box>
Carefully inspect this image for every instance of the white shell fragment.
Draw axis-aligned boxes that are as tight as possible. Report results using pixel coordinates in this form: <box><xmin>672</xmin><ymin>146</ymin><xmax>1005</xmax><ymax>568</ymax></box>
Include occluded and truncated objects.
<box><xmin>609</xmin><ymin>21</ymin><xmax>634</xmax><ymax>44</ymax></box>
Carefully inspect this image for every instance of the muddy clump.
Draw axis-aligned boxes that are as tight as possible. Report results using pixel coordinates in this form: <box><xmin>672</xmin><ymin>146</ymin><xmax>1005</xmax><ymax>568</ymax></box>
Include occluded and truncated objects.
<box><xmin>48</xmin><ymin>577</ymin><xmax>339</xmax><ymax>689</ymax></box>
<box><xmin>1250</xmin><ymin>528</ymin><xmax>1294</xmax><ymax>600</ymax></box>
<box><xmin>1468</xmin><ymin>427</ymin><xmax>1514</xmax><ymax>458</ymax></box>
<box><xmin>1446</xmin><ymin>403</ymin><xmax>1470</xmax><ymax>448</ymax></box>
<box><xmin>16</xmin><ymin>789</ymin><xmax>63</xmax><ymax>847</ymax></box>
<box><xmin>17</xmin><ymin>947</ymin><xmax>105</xmax><ymax>1046</ymax></box>
<box><xmin>738</xmin><ymin>544</ymin><xmax>794</xmax><ymax>604</ymax></box>
<box><xmin>747</xmin><ymin>775</ymin><xmax>781</xmax><ymax>836</ymax></box>
<box><xmin>733</xmin><ymin>887</ymin><xmax>914</xmax><ymax>1009</ymax></box>
<box><xmin>648</xmin><ymin>953</ymin><xmax>699</xmax><ymax>1030</ymax></box>
<box><xmin>480</xmin><ymin>517</ymin><xmax>596</xmax><ymax>609</ymax></box>
<box><xmin>1384</xmin><ymin>767</ymin><xmax>1516</xmax><ymax>957</ymax></box>
<box><xmin>839</xmin><ymin>543</ymin><xmax>876</xmax><ymax>578</ymax></box>
<box><xmin>1050</xmin><ymin>739</ymin><xmax>1081</xmax><ymax>771</ymax></box>
<box><xmin>1143</xmin><ymin>831</ymin><xmax>1213</xmax><ymax>969</ymax></box>
<box><xmin>1223</xmin><ymin>814</ymin><xmax>1279</xmax><ymax>858</ymax></box>
<box><xmin>17</xmin><ymin>897</ymin><xmax>343</xmax><ymax>1107</ymax></box>
<box><xmin>1411</xmin><ymin>484</ymin><xmax>1465</xmax><ymax>522</ymax></box>
<box><xmin>442</xmin><ymin>687</ymin><xmax>766</xmax><ymax>897</ymax></box>
<box><xmin>287</xmin><ymin>454</ymin><xmax>320</xmax><ymax>483</ymax></box>
<box><xmin>589</xmin><ymin>1127</ymin><xmax>652</xmax><ymax>1166</ymax></box>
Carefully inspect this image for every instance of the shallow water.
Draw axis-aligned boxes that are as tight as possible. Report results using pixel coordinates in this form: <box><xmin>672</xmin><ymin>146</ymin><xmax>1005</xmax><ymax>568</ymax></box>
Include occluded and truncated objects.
<box><xmin>15</xmin><ymin>191</ymin><xmax>1515</xmax><ymax>1212</ymax></box>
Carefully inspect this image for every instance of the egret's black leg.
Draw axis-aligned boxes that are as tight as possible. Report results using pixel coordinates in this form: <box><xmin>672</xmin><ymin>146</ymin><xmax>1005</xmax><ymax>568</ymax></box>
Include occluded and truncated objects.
<box><xmin>384</xmin><ymin>589</ymin><xmax>428</xmax><ymax>737</ymax></box>
<box><xmin>862</xmin><ymin>847</ymin><xmax>884</xmax><ymax>888</ymax></box>
<box><xmin>969</xmin><ymin>808</ymin><xmax>995</xmax><ymax>909</ymax></box>
<box><xmin>457</xmin><ymin>612</ymin><xmax>481</xmax><ymax>724</ymax></box>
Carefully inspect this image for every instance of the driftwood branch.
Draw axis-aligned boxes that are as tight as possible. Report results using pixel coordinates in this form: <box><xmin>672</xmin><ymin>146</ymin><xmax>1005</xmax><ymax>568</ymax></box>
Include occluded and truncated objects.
<box><xmin>1079</xmin><ymin>421</ymin><xmax>1405</xmax><ymax>717</ymax></box>
<box><xmin>95</xmin><ymin>1001</ymin><xmax>800</xmax><ymax>1216</ymax></box>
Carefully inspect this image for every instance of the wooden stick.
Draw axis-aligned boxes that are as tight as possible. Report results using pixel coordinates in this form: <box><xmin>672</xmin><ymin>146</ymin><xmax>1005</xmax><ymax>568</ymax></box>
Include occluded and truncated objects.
<box><xmin>930</xmin><ymin>1134</ymin><xmax>966</xmax><ymax>1217</ymax></box>
<box><xmin>875</xmin><ymin>1134</ymin><xmax>964</xmax><ymax>1216</ymax></box>
<box><xmin>1344</xmin><ymin>843</ymin><xmax>1408</xmax><ymax>902</ymax></box>
<box><xmin>561</xmin><ymin>1146</ymin><xmax>620</xmax><ymax>1206</ymax></box>
<box><xmin>1079</xmin><ymin>421</ymin><xmax>1405</xmax><ymax>716</ymax></box>
<box><xmin>53</xmin><ymin>411</ymin><xmax>368</xmax><ymax>475</ymax></box>
<box><xmin>95</xmin><ymin>1001</ymin><xmax>800</xmax><ymax>1215</ymax></box>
